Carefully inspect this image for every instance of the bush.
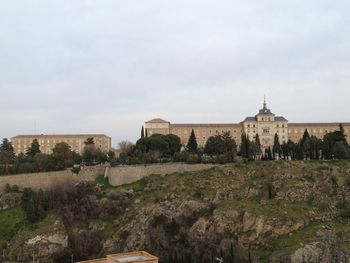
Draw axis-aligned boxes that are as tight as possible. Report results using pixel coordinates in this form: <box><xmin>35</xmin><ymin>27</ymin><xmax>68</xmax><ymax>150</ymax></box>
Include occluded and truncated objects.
<box><xmin>71</xmin><ymin>166</ymin><xmax>81</xmax><ymax>175</ymax></box>
<box><xmin>345</xmin><ymin>176</ymin><xmax>350</xmax><ymax>188</ymax></box>
<box><xmin>173</xmin><ymin>151</ymin><xmax>189</xmax><ymax>162</ymax></box>
<box><xmin>213</xmin><ymin>154</ymin><xmax>230</xmax><ymax>164</ymax></box>
<box><xmin>185</xmin><ymin>154</ymin><xmax>201</xmax><ymax>164</ymax></box>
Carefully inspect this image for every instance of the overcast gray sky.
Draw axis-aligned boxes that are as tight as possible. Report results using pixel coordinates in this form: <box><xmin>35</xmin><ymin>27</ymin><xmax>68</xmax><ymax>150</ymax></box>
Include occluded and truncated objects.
<box><xmin>1</xmin><ymin>0</ymin><xmax>349</xmax><ymax>146</ymax></box>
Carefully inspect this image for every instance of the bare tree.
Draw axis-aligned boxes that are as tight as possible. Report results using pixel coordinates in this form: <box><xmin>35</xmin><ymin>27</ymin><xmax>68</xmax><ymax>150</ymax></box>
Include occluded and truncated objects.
<box><xmin>118</xmin><ymin>141</ymin><xmax>134</xmax><ymax>155</ymax></box>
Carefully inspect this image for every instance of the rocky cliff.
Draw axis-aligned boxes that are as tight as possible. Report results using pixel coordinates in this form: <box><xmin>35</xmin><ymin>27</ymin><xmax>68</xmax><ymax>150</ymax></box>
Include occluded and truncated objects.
<box><xmin>1</xmin><ymin>161</ymin><xmax>350</xmax><ymax>262</ymax></box>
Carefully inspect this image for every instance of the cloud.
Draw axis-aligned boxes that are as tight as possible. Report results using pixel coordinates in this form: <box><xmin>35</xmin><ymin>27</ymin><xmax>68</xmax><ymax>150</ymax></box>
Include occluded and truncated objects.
<box><xmin>0</xmin><ymin>0</ymin><xmax>349</xmax><ymax>145</ymax></box>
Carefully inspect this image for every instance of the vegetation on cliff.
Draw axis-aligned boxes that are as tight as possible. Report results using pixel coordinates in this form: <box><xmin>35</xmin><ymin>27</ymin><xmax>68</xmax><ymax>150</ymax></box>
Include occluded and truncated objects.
<box><xmin>1</xmin><ymin>161</ymin><xmax>350</xmax><ymax>262</ymax></box>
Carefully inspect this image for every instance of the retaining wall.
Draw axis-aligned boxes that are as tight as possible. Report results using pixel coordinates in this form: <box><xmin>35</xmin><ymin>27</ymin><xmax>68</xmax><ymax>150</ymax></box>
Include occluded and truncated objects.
<box><xmin>0</xmin><ymin>163</ymin><xmax>217</xmax><ymax>192</ymax></box>
<box><xmin>106</xmin><ymin>163</ymin><xmax>216</xmax><ymax>186</ymax></box>
<box><xmin>0</xmin><ymin>167</ymin><xmax>105</xmax><ymax>192</ymax></box>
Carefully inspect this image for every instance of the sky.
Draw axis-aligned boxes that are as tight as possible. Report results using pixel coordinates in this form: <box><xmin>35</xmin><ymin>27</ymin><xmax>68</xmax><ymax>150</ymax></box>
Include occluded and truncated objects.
<box><xmin>1</xmin><ymin>0</ymin><xmax>349</xmax><ymax>146</ymax></box>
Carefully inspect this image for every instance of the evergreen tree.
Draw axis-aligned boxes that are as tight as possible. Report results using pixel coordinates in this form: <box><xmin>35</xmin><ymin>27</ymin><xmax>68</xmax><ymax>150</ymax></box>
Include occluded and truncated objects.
<box><xmin>204</xmin><ymin>132</ymin><xmax>237</xmax><ymax>160</ymax></box>
<box><xmin>52</xmin><ymin>142</ymin><xmax>74</xmax><ymax>169</ymax></box>
<box><xmin>301</xmin><ymin>129</ymin><xmax>311</xmax><ymax>159</ymax></box>
<box><xmin>340</xmin><ymin>123</ymin><xmax>345</xmax><ymax>135</ymax></box>
<box><xmin>255</xmin><ymin>134</ymin><xmax>262</xmax><ymax>157</ymax></box>
<box><xmin>187</xmin><ymin>129</ymin><xmax>198</xmax><ymax>153</ymax></box>
<box><xmin>141</xmin><ymin>126</ymin><xmax>145</xmax><ymax>138</ymax></box>
<box><xmin>0</xmin><ymin>138</ymin><xmax>15</xmax><ymax>174</ymax></box>
<box><xmin>286</xmin><ymin>140</ymin><xmax>296</xmax><ymax>160</ymax></box>
<box><xmin>281</xmin><ymin>142</ymin><xmax>288</xmax><ymax>160</ymax></box>
<box><xmin>296</xmin><ymin>142</ymin><xmax>304</xmax><ymax>160</ymax></box>
<box><xmin>83</xmin><ymin>137</ymin><xmax>96</xmax><ymax>165</ymax></box>
<box><xmin>309</xmin><ymin>135</ymin><xmax>323</xmax><ymax>160</ymax></box>
<box><xmin>323</xmin><ymin>124</ymin><xmax>349</xmax><ymax>160</ymax></box>
<box><xmin>26</xmin><ymin>198</ymin><xmax>38</xmax><ymax>223</ymax></box>
<box><xmin>272</xmin><ymin>133</ymin><xmax>281</xmax><ymax>159</ymax></box>
<box><xmin>26</xmin><ymin>139</ymin><xmax>41</xmax><ymax>158</ymax></box>
<box><xmin>240</xmin><ymin>132</ymin><xmax>247</xmax><ymax>158</ymax></box>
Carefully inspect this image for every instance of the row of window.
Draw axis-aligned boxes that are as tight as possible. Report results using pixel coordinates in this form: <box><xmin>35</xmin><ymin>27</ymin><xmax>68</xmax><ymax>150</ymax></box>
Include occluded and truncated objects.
<box><xmin>172</xmin><ymin>129</ymin><xmax>239</xmax><ymax>135</ymax></box>
<box><xmin>288</xmin><ymin>129</ymin><xmax>332</xmax><ymax>134</ymax></box>
<box><xmin>246</xmin><ymin>124</ymin><xmax>286</xmax><ymax>128</ymax></box>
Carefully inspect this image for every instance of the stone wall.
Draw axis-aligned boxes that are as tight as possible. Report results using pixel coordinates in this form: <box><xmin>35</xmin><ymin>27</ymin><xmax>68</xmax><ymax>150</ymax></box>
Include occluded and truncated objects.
<box><xmin>106</xmin><ymin>163</ymin><xmax>216</xmax><ymax>186</ymax></box>
<box><xmin>0</xmin><ymin>167</ymin><xmax>105</xmax><ymax>192</ymax></box>
<box><xmin>0</xmin><ymin>164</ymin><xmax>217</xmax><ymax>192</ymax></box>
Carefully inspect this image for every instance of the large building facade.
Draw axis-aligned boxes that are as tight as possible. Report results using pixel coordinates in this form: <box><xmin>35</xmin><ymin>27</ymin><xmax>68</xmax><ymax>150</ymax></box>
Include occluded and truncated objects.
<box><xmin>145</xmin><ymin>100</ymin><xmax>350</xmax><ymax>151</ymax></box>
<box><xmin>11</xmin><ymin>134</ymin><xmax>111</xmax><ymax>155</ymax></box>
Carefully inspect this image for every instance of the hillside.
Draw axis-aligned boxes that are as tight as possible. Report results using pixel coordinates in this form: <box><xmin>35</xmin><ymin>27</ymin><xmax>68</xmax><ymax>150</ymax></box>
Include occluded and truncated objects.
<box><xmin>1</xmin><ymin>161</ymin><xmax>350</xmax><ymax>262</ymax></box>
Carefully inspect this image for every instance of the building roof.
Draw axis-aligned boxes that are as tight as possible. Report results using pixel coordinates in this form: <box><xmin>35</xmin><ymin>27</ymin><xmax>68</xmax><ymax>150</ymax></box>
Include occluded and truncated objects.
<box><xmin>11</xmin><ymin>134</ymin><xmax>110</xmax><ymax>139</ymax></box>
<box><xmin>275</xmin><ymin>116</ymin><xmax>288</xmax><ymax>121</ymax></box>
<box><xmin>77</xmin><ymin>251</ymin><xmax>158</xmax><ymax>263</ymax></box>
<box><xmin>289</xmin><ymin>123</ymin><xmax>350</xmax><ymax>127</ymax></box>
<box><xmin>171</xmin><ymin>123</ymin><xmax>242</xmax><ymax>128</ymax></box>
<box><xmin>243</xmin><ymin>116</ymin><xmax>287</xmax><ymax>122</ymax></box>
<box><xmin>146</xmin><ymin>118</ymin><xmax>169</xmax><ymax>123</ymax></box>
<box><xmin>256</xmin><ymin>98</ymin><xmax>275</xmax><ymax>116</ymax></box>
<box><xmin>243</xmin><ymin>117</ymin><xmax>256</xmax><ymax>122</ymax></box>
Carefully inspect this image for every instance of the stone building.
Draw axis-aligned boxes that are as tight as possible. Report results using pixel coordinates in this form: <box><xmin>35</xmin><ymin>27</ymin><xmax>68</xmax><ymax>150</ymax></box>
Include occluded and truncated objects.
<box><xmin>11</xmin><ymin>134</ymin><xmax>111</xmax><ymax>155</ymax></box>
<box><xmin>145</xmin><ymin>100</ymin><xmax>350</xmax><ymax>151</ymax></box>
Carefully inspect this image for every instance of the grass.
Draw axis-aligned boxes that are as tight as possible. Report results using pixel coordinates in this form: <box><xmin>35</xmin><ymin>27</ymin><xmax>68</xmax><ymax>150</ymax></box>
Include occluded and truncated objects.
<box><xmin>253</xmin><ymin>222</ymin><xmax>322</xmax><ymax>262</ymax></box>
<box><xmin>5</xmin><ymin>211</ymin><xmax>60</xmax><ymax>259</ymax></box>
<box><xmin>218</xmin><ymin>198</ymin><xmax>314</xmax><ymax>219</ymax></box>
<box><xmin>0</xmin><ymin>206</ymin><xmax>26</xmax><ymax>248</ymax></box>
<box><xmin>95</xmin><ymin>175</ymin><xmax>114</xmax><ymax>189</ymax></box>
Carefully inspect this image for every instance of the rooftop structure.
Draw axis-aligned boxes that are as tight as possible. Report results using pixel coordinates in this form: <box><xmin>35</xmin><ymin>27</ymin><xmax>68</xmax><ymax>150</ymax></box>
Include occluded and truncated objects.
<box><xmin>77</xmin><ymin>251</ymin><xmax>158</xmax><ymax>263</ymax></box>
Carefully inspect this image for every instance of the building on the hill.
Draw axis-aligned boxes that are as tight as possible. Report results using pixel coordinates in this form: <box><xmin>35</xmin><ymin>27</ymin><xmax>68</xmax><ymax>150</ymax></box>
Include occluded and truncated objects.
<box><xmin>11</xmin><ymin>134</ymin><xmax>111</xmax><ymax>155</ymax></box>
<box><xmin>76</xmin><ymin>251</ymin><xmax>158</xmax><ymax>263</ymax></box>
<box><xmin>145</xmin><ymin>99</ymin><xmax>350</xmax><ymax>151</ymax></box>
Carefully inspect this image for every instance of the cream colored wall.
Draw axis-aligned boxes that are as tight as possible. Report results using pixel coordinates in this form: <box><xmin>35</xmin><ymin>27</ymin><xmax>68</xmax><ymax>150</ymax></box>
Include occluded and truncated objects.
<box><xmin>287</xmin><ymin>124</ymin><xmax>350</xmax><ymax>143</ymax></box>
<box><xmin>145</xmin><ymin>122</ymin><xmax>170</xmax><ymax>136</ymax></box>
<box><xmin>0</xmin><ymin>167</ymin><xmax>105</xmax><ymax>193</ymax></box>
<box><xmin>243</xmin><ymin>119</ymin><xmax>288</xmax><ymax>150</ymax></box>
<box><xmin>170</xmin><ymin>125</ymin><xmax>242</xmax><ymax>147</ymax></box>
<box><xmin>146</xmin><ymin>120</ymin><xmax>350</xmax><ymax>150</ymax></box>
<box><xmin>11</xmin><ymin>135</ymin><xmax>111</xmax><ymax>155</ymax></box>
<box><xmin>107</xmin><ymin>163</ymin><xmax>216</xmax><ymax>186</ymax></box>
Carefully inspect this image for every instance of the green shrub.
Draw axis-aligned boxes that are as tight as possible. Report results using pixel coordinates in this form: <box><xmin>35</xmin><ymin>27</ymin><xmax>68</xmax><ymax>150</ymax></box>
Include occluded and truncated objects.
<box><xmin>185</xmin><ymin>154</ymin><xmax>201</xmax><ymax>164</ymax></box>
<box><xmin>71</xmin><ymin>166</ymin><xmax>81</xmax><ymax>175</ymax></box>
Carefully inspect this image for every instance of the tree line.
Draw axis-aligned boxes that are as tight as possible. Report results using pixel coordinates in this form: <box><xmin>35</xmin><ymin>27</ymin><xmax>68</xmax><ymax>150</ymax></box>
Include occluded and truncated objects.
<box><xmin>257</xmin><ymin>124</ymin><xmax>349</xmax><ymax>161</ymax></box>
<box><xmin>1</xmin><ymin>124</ymin><xmax>349</xmax><ymax>174</ymax></box>
<box><xmin>0</xmin><ymin>138</ymin><xmax>116</xmax><ymax>175</ymax></box>
<box><xmin>117</xmin><ymin>124</ymin><xmax>349</xmax><ymax>164</ymax></box>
